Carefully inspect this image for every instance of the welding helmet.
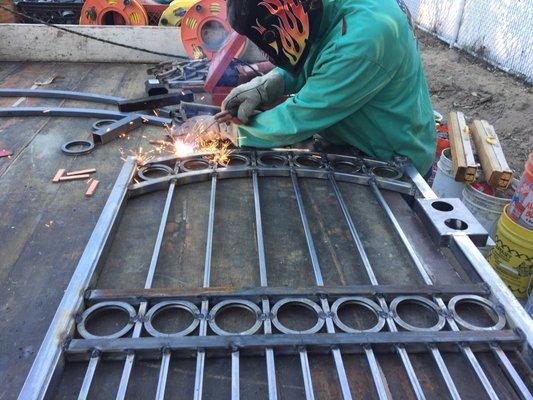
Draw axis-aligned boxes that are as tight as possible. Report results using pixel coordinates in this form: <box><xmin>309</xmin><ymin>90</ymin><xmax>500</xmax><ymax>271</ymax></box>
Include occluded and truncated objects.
<box><xmin>227</xmin><ymin>0</ymin><xmax>323</xmax><ymax>74</ymax></box>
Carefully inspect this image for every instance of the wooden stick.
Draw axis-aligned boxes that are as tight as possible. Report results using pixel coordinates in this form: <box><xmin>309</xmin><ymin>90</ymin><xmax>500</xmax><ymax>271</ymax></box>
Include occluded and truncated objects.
<box><xmin>448</xmin><ymin>111</ymin><xmax>477</xmax><ymax>182</ymax></box>
<box><xmin>85</xmin><ymin>180</ymin><xmax>100</xmax><ymax>197</ymax></box>
<box><xmin>52</xmin><ymin>169</ymin><xmax>65</xmax><ymax>183</ymax></box>
<box><xmin>470</xmin><ymin>120</ymin><xmax>513</xmax><ymax>189</ymax></box>
<box><xmin>59</xmin><ymin>174</ymin><xmax>91</xmax><ymax>182</ymax></box>
<box><xmin>66</xmin><ymin>168</ymin><xmax>96</xmax><ymax>176</ymax></box>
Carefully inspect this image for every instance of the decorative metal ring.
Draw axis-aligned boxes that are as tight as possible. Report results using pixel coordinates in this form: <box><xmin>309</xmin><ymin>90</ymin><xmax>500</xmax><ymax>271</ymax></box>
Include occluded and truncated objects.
<box><xmin>77</xmin><ymin>301</ymin><xmax>136</xmax><ymax>340</ymax></box>
<box><xmin>390</xmin><ymin>296</ymin><xmax>446</xmax><ymax>332</ymax></box>
<box><xmin>61</xmin><ymin>140</ymin><xmax>95</xmax><ymax>156</ymax></box>
<box><xmin>137</xmin><ymin>164</ymin><xmax>174</xmax><ymax>181</ymax></box>
<box><xmin>448</xmin><ymin>295</ymin><xmax>506</xmax><ymax>331</ymax></box>
<box><xmin>144</xmin><ymin>301</ymin><xmax>200</xmax><ymax>337</ymax></box>
<box><xmin>331</xmin><ymin>160</ymin><xmax>362</xmax><ymax>174</ymax></box>
<box><xmin>370</xmin><ymin>166</ymin><xmax>403</xmax><ymax>180</ymax></box>
<box><xmin>208</xmin><ymin>299</ymin><xmax>262</xmax><ymax>336</ymax></box>
<box><xmin>293</xmin><ymin>154</ymin><xmax>325</xmax><ymax>169</ymax></box>
<box><xmin>257</xmin><ymin>153</ymin><xmax>288</xmax><ymax>168</ymax></box>
<box><xmin>180</xmin><ymin>158</ymin><xmax>212</xmax><ymax>172</ymax></box>
<box><xmin>221</xmin><ymin>154</ymin><xmax>250</xmax><ymax>168</ymax></box>
<box><xmin>92</xmin><ymin>119</ymin><xmax>117</xmax><ymax>131</ymax></box>
<box><xmin>331</xmin><ymin>297</ymin><xmax>386</xmax><ymax>333</ymax></box>
<box><xmin>271</xmin><ymin>298</ymin><xmax>325</xmax><ymax>335</ymax></box>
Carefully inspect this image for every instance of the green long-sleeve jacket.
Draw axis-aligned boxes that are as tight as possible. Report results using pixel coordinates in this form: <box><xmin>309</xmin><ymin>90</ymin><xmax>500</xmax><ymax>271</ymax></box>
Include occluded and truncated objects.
<box><xmin>237</xmin><ymin>0</ymin><xmax>436</xmax><ymax>173</ymax></box>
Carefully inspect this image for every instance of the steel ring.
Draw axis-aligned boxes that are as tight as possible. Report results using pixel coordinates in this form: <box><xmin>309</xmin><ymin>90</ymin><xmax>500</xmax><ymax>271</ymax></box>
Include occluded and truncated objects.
<box><xmin>293</xmin><ymin>154</ymin><xmax>325</xmax><ymax>169</ymax></box>
<box><xmin>390</xmin><ymin>296</ymin><xmax>446</xmax><ymax>332</ymax></box>
<box><xmin>221</xmin><ymin>154</ymin><xmax>250</xmax><ymax>168</ymax></box>
<box><xmin>448</xmin><ymin>295</ymin><xmax>506</xmax><ymax>331</ymax></box>
<box><xmin>77</xmin><ymin>301</ymin><xmax>136</xmax><ymax>340</ymax></box>
<box><xmin>271</xmin><ymin>298</ymin><xmax>325</xmax><ymax>335</ymax></box>
<box><xmin>331</xmin><ymin>297</ymin><xmax>386</xmax><ymax>333</ymax></box>
<box><xmin>61</xmin><ymin>140</ymin><xmax>95</xmax><ymax>156</ymax></box>
<box><xmin>257</xmin><ymin>153</ymin><xmax>288</xmax><ymax>168</ymax></box>
<box><xmin>144</xmin><ymin>301</ymin><xmax>200</xmax><ymax>337</ymax></box>
<box><xmin>208</xmin><ymin>299</ymin><xmax>262</xmax><ymax>336</ymax></box>
<box><xmin>92</xmin><ymin>119</ymin><xmax>117</xmax><ymax>131</ymax></box>
<box><xmin>137</xmin><ymin>164</ymin><xmax>174</xmax><ymax>181</ymax></box>
<box><xmin>331</xmin><ymin>160</ymin><xmax>363</xmax><ymax>174</ymax></box>
<box><xmin>370</xmin><ymin>165</ymin><xmax>403</xmax><ymax>180</ymax></box>
<box><xmin>180</xmin><ymin>157</ymin><xmax>212</xmax><ymax>172</ymax></box>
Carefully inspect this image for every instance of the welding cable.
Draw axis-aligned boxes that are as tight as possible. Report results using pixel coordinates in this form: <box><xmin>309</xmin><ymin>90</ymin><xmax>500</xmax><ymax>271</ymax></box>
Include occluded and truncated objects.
<box><xmin>0</xmin><ymin>5</ymin><xmax>266</xmax><ymax>70</ymax></box>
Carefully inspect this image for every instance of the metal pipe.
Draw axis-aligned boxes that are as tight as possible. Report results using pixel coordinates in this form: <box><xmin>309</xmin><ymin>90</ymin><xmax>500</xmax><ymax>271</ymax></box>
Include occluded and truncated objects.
<box><xmin>193</xmin><ymin>173</ymin><xmax>217</xmax><ymax>400</ymax></box>
<box><xmin>18</xmin><ymin>157</ymin><xmax>137</xmax><ymax>400</ymax></box>
<box><xmin>290</xmin><ymin>169</ymin><xmax>353</xmax><ymax>400</ymax></box>
<box><xmin>252</xmin><ymin>168</ymin><xmax>279</xmax><ymax>400</ymax></box>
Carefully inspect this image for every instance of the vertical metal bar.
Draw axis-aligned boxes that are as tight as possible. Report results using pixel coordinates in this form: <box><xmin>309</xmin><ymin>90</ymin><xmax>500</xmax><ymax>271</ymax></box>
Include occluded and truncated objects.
<box><xmin>367</xmin><ymin>178</ymin><xmax>500</xmax><ymax>400</ymax></box>
<box><xmin>155</xmin><ymin>351</ymin><xmax>171</xmax><ymax>400</ymax></box>
<box><xmin>18</xmin><ymin>157</ymin><xmax>136</xmax><ymax>400</ymax></box>
<box><xmin>193</xmin><ymin>173</ymin><xmax>217</xmax><ymax>400</ymax></box>
<box><xmin>490</xmin><ymin>346</ymin><xmax>533</xmax><ymax>400</ymax></box>
<box><xmin>116</xmin><ymin>179</ymin><xmax>177</xmax><ymax>400</ymax></box>
<box><xmin>328</xmin><ymin>174</ymin><xmax>424</xmax><ymax>400</ymax></box>
<box><xmin>252</xmin><ymin>167</ymin><xmax>279</xmax><ymax>400</ymax></box>
<box><xmin>77</xmin><ymin>353</ymin><xmax>100</xmax><ymax>400</ymax></box>
<box><xmin>231</xmin><ymin>351</ymin><xmax>240</xmax><ymax>400</ymax></box>
<box><xmin>290</xmin><ymin>169</ymin><xmax>352</xmax><ymax>400</ymax></box>
<box><xmin>299</xmin><ymin>349</ymin><xmax>316</xmax><ymax>400</ymax></box>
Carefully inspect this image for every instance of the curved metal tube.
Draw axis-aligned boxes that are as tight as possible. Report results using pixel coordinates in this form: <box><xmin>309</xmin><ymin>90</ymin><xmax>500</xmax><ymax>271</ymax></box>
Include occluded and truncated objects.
<box><xmin>0</xmin><ymin>88</ymin><xmax>123</xmax><ymax>105</ymax></box>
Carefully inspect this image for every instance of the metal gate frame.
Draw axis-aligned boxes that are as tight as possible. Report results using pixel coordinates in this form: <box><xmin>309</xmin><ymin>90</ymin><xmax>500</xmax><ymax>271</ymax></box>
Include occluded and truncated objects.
<box><xmin>18</xmin><ymin>151</ymin><xmax>533</xmax><ymax>400</ymax></box>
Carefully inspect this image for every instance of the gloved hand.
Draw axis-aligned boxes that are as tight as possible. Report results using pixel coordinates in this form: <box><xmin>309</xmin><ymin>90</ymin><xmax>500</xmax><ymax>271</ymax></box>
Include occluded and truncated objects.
<box><xmin>221</xmin><ymin>70</ymin><xmax>285</xmax><ymax>124</ymax></box>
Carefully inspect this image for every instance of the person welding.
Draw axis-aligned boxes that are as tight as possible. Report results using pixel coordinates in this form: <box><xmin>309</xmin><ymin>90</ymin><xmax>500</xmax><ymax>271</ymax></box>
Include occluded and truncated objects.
<box><xmin>213</xmin><ymin>0</ymin><xmax>436</xmax><ymax>174</ymax></box>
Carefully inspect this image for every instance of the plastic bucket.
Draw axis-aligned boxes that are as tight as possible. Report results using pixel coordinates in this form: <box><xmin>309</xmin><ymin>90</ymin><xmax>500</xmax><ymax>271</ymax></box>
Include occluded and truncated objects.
<box><xmin>508</xmin><ymin>151</ymin><xmax>533</xmax><ymax>230</ymax></box>
<box><xmin>462</xmin><ymin>184</ymin><xmax>510</xmax><ymax>237</ymax></box>
<box><xmin>431</xmin><ymin>148</ymin><xmax>465</xmax><ymax>198</ymax></box>
<box><xmin>488</xmin><ymin>205</ymin><xmax>533</xmax><ymax>298</ymax></box>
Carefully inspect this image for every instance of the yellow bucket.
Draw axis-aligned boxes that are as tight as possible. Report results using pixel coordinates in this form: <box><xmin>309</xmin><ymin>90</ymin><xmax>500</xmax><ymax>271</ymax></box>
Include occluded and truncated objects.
<box><xmin>488</xmin><ymin>205</ymin><xmax>533</xmax><ymax>298</ymax></box>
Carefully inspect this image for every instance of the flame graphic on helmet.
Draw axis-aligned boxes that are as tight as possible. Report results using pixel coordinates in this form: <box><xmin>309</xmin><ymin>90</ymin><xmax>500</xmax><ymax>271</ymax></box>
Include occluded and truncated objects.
<box><xmin>253</xmin><ymin>0</ymin><xmax>309</xmax><ymax>65</ymax></box>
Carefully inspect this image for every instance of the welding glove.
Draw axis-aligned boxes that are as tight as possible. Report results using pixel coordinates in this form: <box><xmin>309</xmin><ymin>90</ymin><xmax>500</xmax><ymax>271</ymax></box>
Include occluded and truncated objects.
<box><xmin>221</xmin><ymin>70</ymin><xmax>285</xmax><ymax>124</ymax></box>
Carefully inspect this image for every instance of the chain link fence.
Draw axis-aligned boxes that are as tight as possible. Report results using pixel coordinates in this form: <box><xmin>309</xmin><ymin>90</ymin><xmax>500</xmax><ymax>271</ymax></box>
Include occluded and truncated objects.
<box><xmin>404</xmin><ymin>0</ymin><xmax>533</xmax><ymax>83</ymax></box>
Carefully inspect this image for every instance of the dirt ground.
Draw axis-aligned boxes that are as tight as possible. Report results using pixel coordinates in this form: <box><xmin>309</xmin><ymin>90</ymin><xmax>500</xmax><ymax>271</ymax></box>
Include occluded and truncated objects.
<box><xmin>418</xmin><ymin>30</ymin><xmax>532</xmax><ymax>176</ymax></box>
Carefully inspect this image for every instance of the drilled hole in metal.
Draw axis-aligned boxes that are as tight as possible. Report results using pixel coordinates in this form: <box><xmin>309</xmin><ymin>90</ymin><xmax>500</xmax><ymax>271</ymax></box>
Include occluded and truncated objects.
<box><xmin>332</xmin><ymin>160</ymin><xmax>362</xmax><ymax>174</ymax></box>
<box><xmin>336</xmin><ymin>302</ymin><xmax>379</xmax><ymax>331</ymax></box>
<box><xmin>276</xmin><ymin>303</ymin><xmax>318</xmax><ymax>332</ymax></box>
<box><xmin>258</xmin><ymin>154</ymin><xmax>288</xmax><ymax>167</ymax></box>
<box><xmin>396</xmin><ymin>301</ymin><xmax>439</xmax><ymax>329</ymax></box>
<box><xmin>371</xmin><ymin>166</ymin><xmax>402</xmax><ymax>179</ymax></box>
<box><xmin>453</xmin><ymin>300</ymin><xmax>499</xmax><ymax>329</ymax></box>
<box><xmin>431</xmin><ymin>201</ymin><xmax>454</xmax><ymax>212</ymax></box>
<box><xmin>150</xmin><ymin>306</ymin><xmax>195</xmax><ymax>335</ymax></box>
<box><xmin>182</xmin><ymin>158</ymin><xmax>210</xmax><ymax>171</ymax></box>
<box><xmin>294</xmin><ymin>155</ymin><xmax>323</xmax><ymax>168</ymax></box>
<box><xmin>213</xmin><ymin>305</ymin><xmax>257</xmax><ymax>334</ymax></box>
<box><xmin>445</xmin><ymin>218</ymin><xmax>469</xmax><ymax>231</ymax></box>
<box><xmin>84</xmin><ymin>307</ymin><xmax>130</xmax><ymax>337</ymax></box>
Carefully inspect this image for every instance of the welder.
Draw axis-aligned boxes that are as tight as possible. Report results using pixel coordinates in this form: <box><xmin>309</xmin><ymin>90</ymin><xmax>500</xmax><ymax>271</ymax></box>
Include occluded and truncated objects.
<box><xmin>215</xmin><ymin>0</ymin><xmax>436</xmax><ymax>174</ymax></box>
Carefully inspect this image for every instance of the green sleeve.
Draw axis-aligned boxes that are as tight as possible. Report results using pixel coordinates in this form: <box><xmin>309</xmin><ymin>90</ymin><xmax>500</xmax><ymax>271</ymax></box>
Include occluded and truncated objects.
<box><xmin>274</xmin><ymin>67</ymin><xmax>306</xmax><ymax>95</ymax></box>
<box><xmin>238</xmin><ymin>50</ymin><xmax>394</xmax><ymax>148</ymax></box>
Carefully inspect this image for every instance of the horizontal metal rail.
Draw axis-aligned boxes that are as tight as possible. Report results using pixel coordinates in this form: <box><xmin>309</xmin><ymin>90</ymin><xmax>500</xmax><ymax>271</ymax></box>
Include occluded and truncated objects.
<box><xmin>0</xmin><ymin>88</ymin><xmax>123</xmax><ymax>104</ymax></box>
<box><xmin>84</xmin><ymin>283</ymin><xmax>490</xmax><ymax>304</ymax></box>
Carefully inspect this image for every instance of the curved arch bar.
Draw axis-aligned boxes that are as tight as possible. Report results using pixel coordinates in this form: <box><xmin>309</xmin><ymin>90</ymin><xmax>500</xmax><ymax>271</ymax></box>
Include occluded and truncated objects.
<box><xmin>0</xmin><ymin>107</ymin><xmax>172</xmax><ymax>126</ymax></box>
<box><xmin>0</xmin><ymin>88</ymin><xmax>123</xmax><ymax>105</ymax></box>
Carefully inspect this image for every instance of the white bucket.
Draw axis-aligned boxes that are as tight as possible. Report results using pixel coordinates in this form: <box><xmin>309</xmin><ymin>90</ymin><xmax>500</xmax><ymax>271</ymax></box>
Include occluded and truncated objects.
<box><xmin>431</xmin><ymin>148</ymin><xmax>465</xmax><ymax>198</ymax></box>
<box><xmin>462</xmin><ymin>184</ymin><xmax>511</xmax><ymax>237</ymax></box>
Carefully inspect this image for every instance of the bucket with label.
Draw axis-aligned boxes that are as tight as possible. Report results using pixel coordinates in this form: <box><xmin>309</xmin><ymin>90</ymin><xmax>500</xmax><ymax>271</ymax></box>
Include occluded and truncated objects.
<box><xmin>432</xmin><ymin>148</ymin><xmax>465</xmax><ymax>198</ymax></box>
<box><xmin>488</xmin><ymin>205</ymin><xmax>533</xmax><ymax>298</ymax></box>
<box><xmin>462</xmin><ymin>183</ymin><xmax>511</xmax><ymax>238</ymax></box>
<box><xmin>508</xmin><ymin>151</ymin><xmax>533</xmax><ymax>230</ymax></box>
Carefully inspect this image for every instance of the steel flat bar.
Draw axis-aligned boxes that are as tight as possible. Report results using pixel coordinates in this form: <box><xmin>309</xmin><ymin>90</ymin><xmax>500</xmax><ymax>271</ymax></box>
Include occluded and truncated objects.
<box><xmin>0</xmin><ymin>88</ymin><xmax>123</xmax><ymax>104</ymax></box>
<box><xmin>155</xmin><ymin>351</ymin><xmax>171</xmax><ymax>400</ymax></box>
<box><xmin>115</xmin><ymin>178</ymin><xmax>177</xmax><ymax>400</ymax></box>
<box><xmin>77</xmin><ymin>354</ymin><xmax>99</xmax><ymax>400</ymax></box>
<box><xmin>252</xmin><ymin>169</ymin><xmax>279</xmax><ymax>400</ymax></box>
<box><xmin>18</xmin><ymin>157</ymin><xmax>137</xmax><ymax>400</ymax></box>
<box><xmin>193</xmin><ymin>173</ymin><xmax>217</xmax><ymax>400</ymax></box>
<box><xmin>0</xmin><ymin>107</ymin><xmax>172</xmax><ymax>126</ymax></box>
<box><xmin>368</xmin><ymin>178</ymin><xmax>510</xmax><ymax>400</ymax></box>
<box><xmin>85</xmin><ymin>283</ymin><xmax>489</xmax><ymax>304</ymax></box>
<box><xmin>290</xmin><ymin>169</ymin><xmax>353</xmax><ymax>399</ymax></box>
<box><xmin>231</xmin><ymin>351</ymin><xmax>240</xmax><ymax>400</ymax></box>
<box><xmin>66</xmin><ymin>330</ymin><xmax>522</xmax><ymax>353</ymax></box>
<box><xmin>299</xmin><ymin>350</ymin><xmax>315</xmax><ymax>400</ymax></box>
<box><xmin>328</xmin><ymin>175</ymin><xmax>422</xmax><ymax>399</ymax></box>
<box><xmin>491</xmin><ymin>346</ymin><xmax>533</xmax><ymax>400</ymax></box>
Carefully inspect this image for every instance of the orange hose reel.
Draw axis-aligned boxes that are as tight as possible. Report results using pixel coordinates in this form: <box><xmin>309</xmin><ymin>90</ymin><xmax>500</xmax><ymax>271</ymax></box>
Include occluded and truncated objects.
<box><xmin>80</xmin><ymin>0</ymin><xmax>149</xmax><ymax>25</ymax></box>
<box><xmin>180</xmin><ymin>0</ymin><xmax>245</xmax><ymax>59</ymax></box>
